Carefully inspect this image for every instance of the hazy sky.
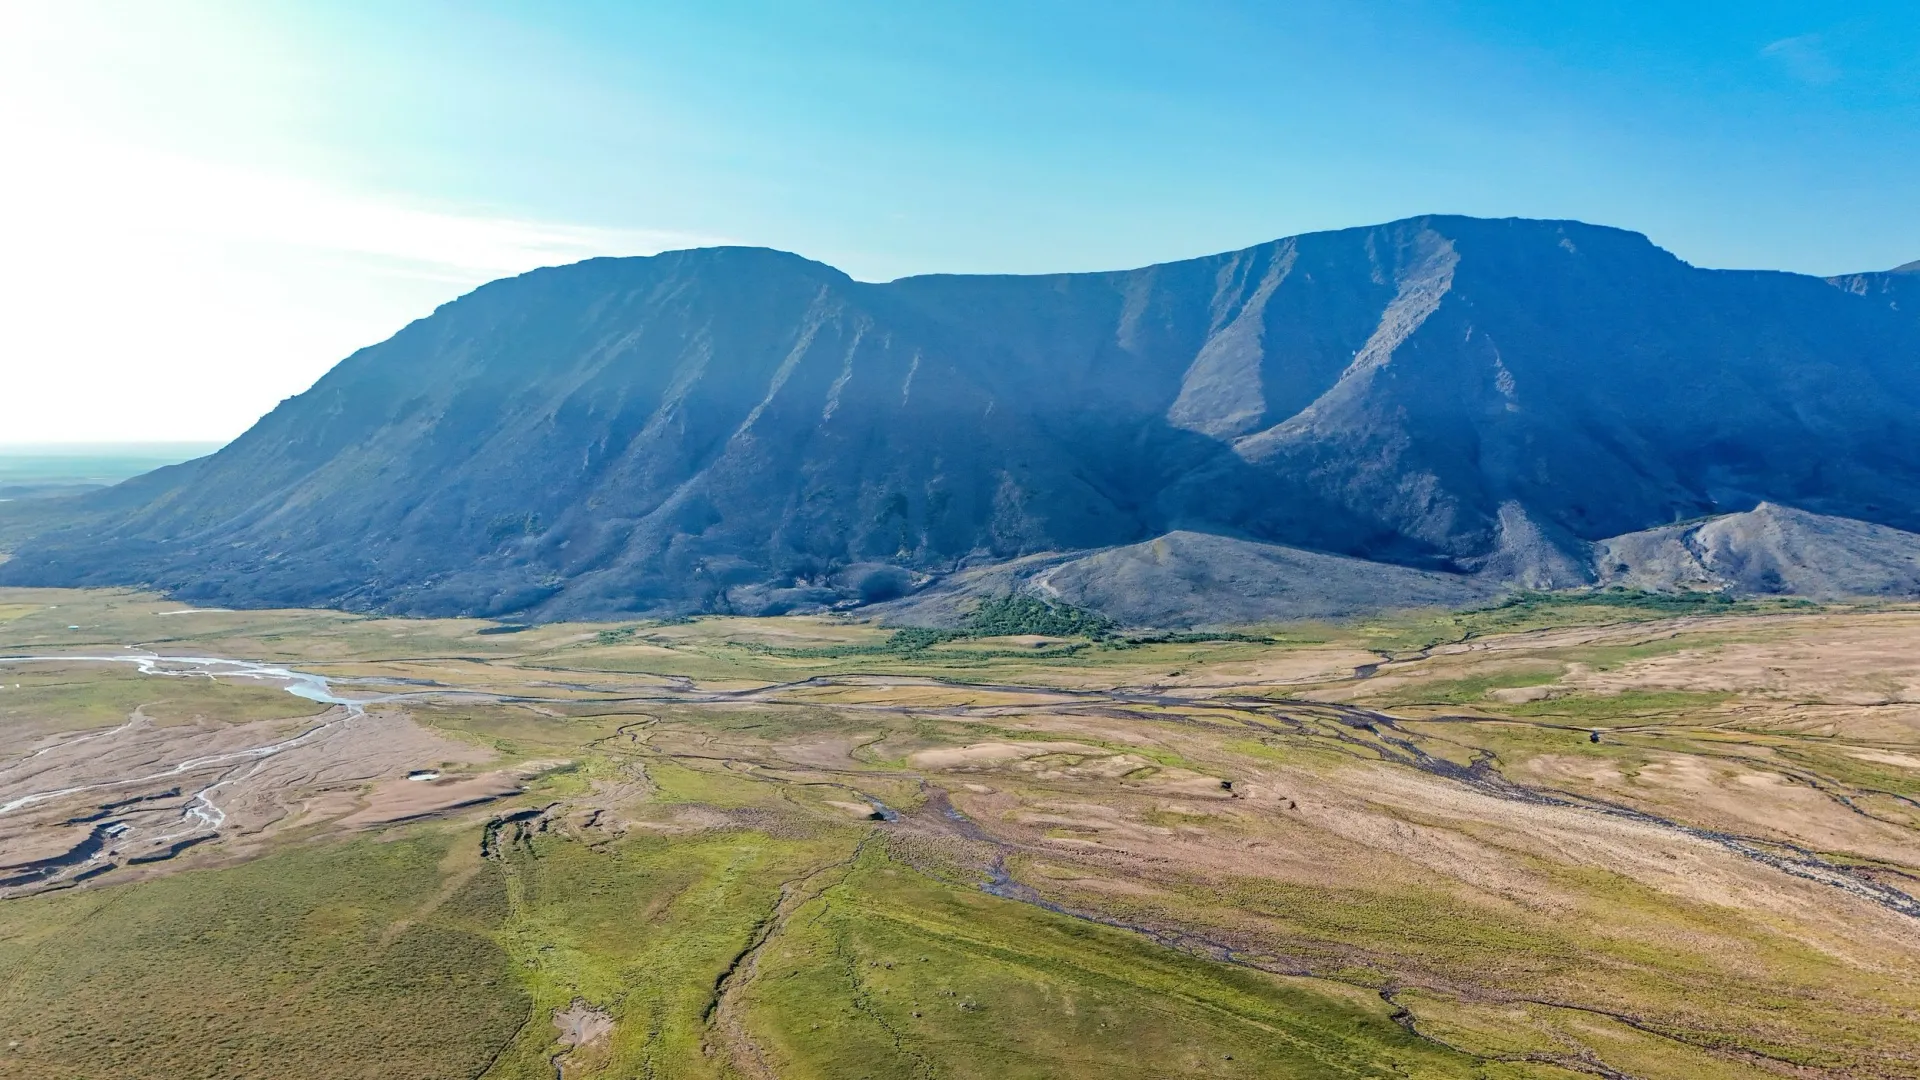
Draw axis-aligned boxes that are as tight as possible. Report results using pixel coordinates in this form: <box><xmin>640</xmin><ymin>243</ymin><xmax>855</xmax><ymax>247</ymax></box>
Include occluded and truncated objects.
<box><xmin>4</xmin><ymin>0</ymin><xmax>1917</xmax><ymax>443</ymax></box>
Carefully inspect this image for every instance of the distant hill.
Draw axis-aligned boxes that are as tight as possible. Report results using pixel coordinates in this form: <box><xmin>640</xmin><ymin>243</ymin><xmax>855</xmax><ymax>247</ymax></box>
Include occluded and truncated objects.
<box><xmin>867</xmin><ymin>530</ymin><xmax>1498</xmax><ymax>628</ymax></box>
<box><xmin>8</xmin><ymin>215</ymin><xmax>1920</xmax><ymax>622</ymax></box>
<box><xmin>868</xmin><ymin>507</ymin><xmax>1920</xmax><ymax>629</ymax></box>
<box><xmin>1594</xmin><ymin>503</ymin><xmax>1920</xmax><ymax>600</ymax></box>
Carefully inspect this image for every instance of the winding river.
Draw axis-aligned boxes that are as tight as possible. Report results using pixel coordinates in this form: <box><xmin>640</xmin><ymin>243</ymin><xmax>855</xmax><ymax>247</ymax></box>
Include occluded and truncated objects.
<box><xmin>0</xmin><ymin>653</ymin><xmax>390</xmax><ymax>884</ymax></box>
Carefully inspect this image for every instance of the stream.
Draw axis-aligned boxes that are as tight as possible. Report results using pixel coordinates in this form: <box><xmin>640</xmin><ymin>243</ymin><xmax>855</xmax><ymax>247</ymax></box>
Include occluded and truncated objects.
<box><xmin>0</xmin><ymin>653</ymin><xmax>391</xmax><ymax>888</ymax></box>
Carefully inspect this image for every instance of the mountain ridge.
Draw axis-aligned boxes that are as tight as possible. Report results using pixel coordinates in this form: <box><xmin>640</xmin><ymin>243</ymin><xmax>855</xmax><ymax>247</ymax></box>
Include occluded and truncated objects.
<box><xmin>7</xmin><ymin>213</ymin><xmax>1920</xmax><ymax>623</ymax></box>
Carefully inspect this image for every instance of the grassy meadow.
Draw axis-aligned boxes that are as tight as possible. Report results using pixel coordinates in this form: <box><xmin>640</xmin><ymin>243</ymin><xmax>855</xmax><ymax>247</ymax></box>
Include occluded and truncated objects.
<box><xmin>0</xmin><ymin>586</ymin><xmax>1916</xmax><ymax>1077</ymax></box>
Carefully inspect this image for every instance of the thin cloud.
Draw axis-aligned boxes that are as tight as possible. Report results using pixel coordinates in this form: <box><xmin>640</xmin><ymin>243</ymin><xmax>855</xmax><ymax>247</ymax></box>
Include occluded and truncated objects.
<box><xmin>2</xmin><ymin>130</ymin><xmax>721</xmax><ymax>284</ymax></box>
<box><xmin>0</xmin><ymin>4</ymin><xmax>721</xmax><ymax>281</ymax></box>
<box><xmin>0</xmin><ymin>128</ymin><xmax>727</xmax><ymax>442</ymax></box>
<box><xmin>1761</xmin><ymin>34</ymin><xmax>1840</xmax><ymax>86</ymax></box>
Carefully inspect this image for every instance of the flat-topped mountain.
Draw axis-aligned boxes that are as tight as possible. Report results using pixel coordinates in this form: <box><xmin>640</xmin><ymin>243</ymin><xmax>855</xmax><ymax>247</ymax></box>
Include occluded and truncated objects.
<box><xmin>1828</xmin><ymin>257</ymin><xmax>1920</xmax><ymax>322</ymax></box>
<box><xmin>8</xmin><ymin>215</ymin><xmax>1920</xmax><ymax>621</ymax></box>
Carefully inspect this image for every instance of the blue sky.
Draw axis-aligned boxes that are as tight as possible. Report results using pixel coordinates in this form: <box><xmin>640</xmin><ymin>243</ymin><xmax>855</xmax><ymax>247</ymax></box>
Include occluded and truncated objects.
<box><xmin>4</xmin><ymin>1</ymin><xmax>1917</xmax><ymax>441</ymax></box>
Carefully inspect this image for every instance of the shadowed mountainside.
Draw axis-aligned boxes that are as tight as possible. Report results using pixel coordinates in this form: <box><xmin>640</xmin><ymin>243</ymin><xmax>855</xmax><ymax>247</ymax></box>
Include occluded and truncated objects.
<box><xmin>6</xmin><ymin>215</ymin><xmax>1920</xmax><ymax>620</ymax></box>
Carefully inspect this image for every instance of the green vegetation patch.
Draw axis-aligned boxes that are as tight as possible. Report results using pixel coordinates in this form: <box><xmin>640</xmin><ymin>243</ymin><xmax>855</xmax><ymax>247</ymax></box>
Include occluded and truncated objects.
<box><xmin>742</xmin><ymin>845</ymin><xmax>1515</xmax><ymax>1079</ymax></box>
<box><xmin>480</xmin><ymin>826</ymin><xmax>858</xmax><ymax>1080</ymax></box>
<box><xmin>1502</xmin><ymin>689</ymin><xmax>1734</xmax><ymax>723</ymax></box>
<box><xmin>738</xmin><ymin>596</ymin><xmax>1117</xmax><ymax>661</ymax></box>
<box><xmin>1395</xmin><ymin>989</ymin><xmax>1759</xmax><ymax>1080</ymax></box>
<box><xmin>0</xmin><ymin>662</ymin><xmax>328</xmax><ymax>733</ymax></box>
<box><xmin>0</xmin><ymin>831</ymin><xmax>524</xmax><ymax>1080</ymax></box>
<box><xmin>1375</xmin><ymin>665</ymin><xmax>1566</xmax><ymax>707</ymax></box>
<box><xmin>1349</xmin><ymin>589</ymin><xmax>1819</xmax><ymax>654</ymax></box>
<box><xmin>964</xmin><ymin>595</ymin><xmax>1114</xmax><ymax>638</ymax></box>
<box><xmin>409</xmin><ymin>699</ymin><xmax>628</xmax><ymax>758</ymax></box>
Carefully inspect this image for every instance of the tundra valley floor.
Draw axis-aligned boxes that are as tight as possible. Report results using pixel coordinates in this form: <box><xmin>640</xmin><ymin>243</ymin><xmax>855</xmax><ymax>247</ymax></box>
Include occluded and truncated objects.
<box><xmin>0</xmin><ymin>588</ymin><xmax>1917</xmax><ymax>1079</ymax></box>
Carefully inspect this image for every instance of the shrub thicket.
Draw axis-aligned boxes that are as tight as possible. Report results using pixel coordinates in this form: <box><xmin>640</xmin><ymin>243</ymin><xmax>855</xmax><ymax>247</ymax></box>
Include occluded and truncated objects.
<box><xmin>963</xmin><ymin>595</ymin><xmax>1115</xmax><ymax>638</ymax></box>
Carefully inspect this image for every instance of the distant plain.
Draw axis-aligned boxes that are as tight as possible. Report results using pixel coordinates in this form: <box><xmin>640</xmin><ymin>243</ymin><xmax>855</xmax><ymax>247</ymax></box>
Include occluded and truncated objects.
<box><xmin>0</xmin><ymin>443</ymin><xmax>219</xmax><ymax>500</ymax></box>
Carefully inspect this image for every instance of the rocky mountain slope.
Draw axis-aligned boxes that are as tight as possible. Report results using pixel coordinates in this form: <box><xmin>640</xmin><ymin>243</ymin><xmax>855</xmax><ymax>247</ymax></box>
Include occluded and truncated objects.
<box><xmin>6</xmin><ymin>215</ymin><xmax>1920</xmax><ymax>621</ymax></box>
<box><xmin>1829</xmin><ymin>257</ymin><xmax>1920</xmax><ymax>323</ymax></box>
